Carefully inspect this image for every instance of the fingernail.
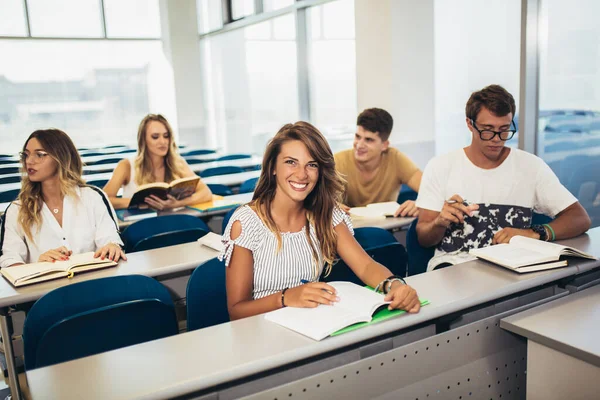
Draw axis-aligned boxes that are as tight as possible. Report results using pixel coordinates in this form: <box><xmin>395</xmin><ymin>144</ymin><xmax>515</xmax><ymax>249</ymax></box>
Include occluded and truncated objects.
<box><xmin>388</xmin><ymin>306</ymin><xmax>393</xmax><ymax>311</ymax></box>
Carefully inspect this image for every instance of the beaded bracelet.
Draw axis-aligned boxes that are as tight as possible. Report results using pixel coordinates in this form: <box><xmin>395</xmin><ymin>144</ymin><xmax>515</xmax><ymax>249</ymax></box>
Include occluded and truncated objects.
<box><xmin>281</xmin><ymin>288</ymin><xmax>289</xmax><ymax>308</ymax></box>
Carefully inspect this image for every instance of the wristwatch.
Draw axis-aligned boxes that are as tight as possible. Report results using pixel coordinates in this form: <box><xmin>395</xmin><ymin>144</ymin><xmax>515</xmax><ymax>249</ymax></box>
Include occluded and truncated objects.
<box><xmin>530</xmin><ymin>225</ymin><xmax>547</xmax><ymax>241</ymax></box>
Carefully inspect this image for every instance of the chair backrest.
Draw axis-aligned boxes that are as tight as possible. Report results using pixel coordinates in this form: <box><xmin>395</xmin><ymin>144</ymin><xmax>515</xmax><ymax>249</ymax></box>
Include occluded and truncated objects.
<box><xmin>566</xmin><ymin>160</ymin><xmax>600</xmax><ymax>206</ymax></box>
<box><xmin>185</xmin><ymin>158</ymin><xmax>211</xmax><ymax>164</ymax></box>
<box><xmin>85</xmin><ymin>179</ymin><xmax>108</xmax><ymax>188</ymax></box>
<box><xmin>23</xmin><ymin>275</ymin><xmax>178</xmax><ymax>370</ymax></box>
<box><xmin>182</xmin><ymin>149</ymin><xmax>217</xmax><ymax>156</ymax></box>
<box><xmin>532</xmin><ymin>212</ymin><xmax>553</xmax><ymax>225</ymax></box>
<box><xmin>91</xmin><ymin>157</ymin><xmax>124</xmax><ymax>165</ymax></box>
<box><xmin>0</xmin><ymin>159</ymin><xmax>16</xmax><ymax>165</ymax></box>
<box><xmin>222</xmin><ymin>206</ymin><xmax>240</xmax><ymax>233</ymax></box>
<box><xmin>186</xmin><ymin>258</ymin><xmax>229</xmax><ymax>331</ymax></box>
<box><xmin>202</xmin><ymin>166</ymin><xmax>244</xmax><ymax>178</ymax></box>
<box><xmin>208</xmin><ymin>183</ymin><xmax>234</xmax><ymax>196</ymax></box>
<box><xmin>0</xmin><ymin>167</ymin><xmax>19</xmax><ymax>175</ymax></box>
<box><xmin>239</xmin><ymin>177</ymin><xmax>258</xmax><ymax>194</ymax></box>
<box><xmin>0</xmin><ymin>189</ymin><xmax>20</xmax><ymax>203</ymax></box>
<box><xmin>0</xmin><ymin>175</ymin><xmax>21</xmax><ymax>184</ymax></box>
<box><xmin>397</xmin><ymin>185</ymin><xmax>418</xmax><ymax>204</ymax></box>
<box><xmin>121</xmin><ymin>214</ymin><xmax>211</xmax><ymax>252</ymax></box>
<box><xmin>406</xmin><ymin>219</ymin><xmax>435</xmax><ymax>276</ymax></box>
<box><xmin>216</xmin><ymin>154</ymin><xmax>252</xmax><ymax>161</ymax></box>
<box><xmin>132</xmin><ymin>228</ymin><xmax>209</xmax><ymax>252</ymax></box>
<box><xmin>321</xmin><ymin>227</ymin><xmax>407</xmax><ymax>284</ymax></box>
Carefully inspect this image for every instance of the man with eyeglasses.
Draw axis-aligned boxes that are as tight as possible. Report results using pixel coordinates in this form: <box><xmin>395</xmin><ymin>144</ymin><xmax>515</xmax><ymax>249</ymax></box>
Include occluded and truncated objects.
<box><xmin>415</xmin><ymin>84</ymin><xmax>591</xmax><ymax>271</ymax></box>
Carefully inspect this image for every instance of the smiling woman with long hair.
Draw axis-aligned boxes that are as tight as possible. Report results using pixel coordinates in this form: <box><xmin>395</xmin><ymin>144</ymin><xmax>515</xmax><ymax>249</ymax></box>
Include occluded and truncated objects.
<box><xmin>220</xmin><ymin>121</ymin><xmax>421</xmax><ymax>320</ymax></box>
<box><xmin>0</xmin><ymin>129</ymin><xmax>125</xmax><ymax>268</ymax></box>
<box><xmin>103</xmin><ymin>114</ymin><xmax>212</xmax><ymax>210</ymax></box>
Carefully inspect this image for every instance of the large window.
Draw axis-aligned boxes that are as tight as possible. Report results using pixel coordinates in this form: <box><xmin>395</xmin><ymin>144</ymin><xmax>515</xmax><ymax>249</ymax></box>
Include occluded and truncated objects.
<box><xmin>306</xmin><ymin>0</ymin><xmax>356</xmax><ymax>153</ymax></box>
<box><xmin>434</xmin><ymin>0</ymin><xmax>521</xmax><ymax>155</ymax></box>
<box><xmin>537</xmin><ymin>0</ymin><xmax>600</xmax><ymax>226</ymax></box>
<box><xmin>0</xmin><ymin>0</ymin><xmax>175</xmax><ymax>154</ymax></box>
<box><xmin>199</xmin><ymin>13</ymin><xmax>299</xmax><ymax>154</ymax></box>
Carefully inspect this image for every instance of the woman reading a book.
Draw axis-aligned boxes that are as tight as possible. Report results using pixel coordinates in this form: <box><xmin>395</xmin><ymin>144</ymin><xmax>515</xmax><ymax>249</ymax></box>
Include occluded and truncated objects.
<box><xmin>103</xmin><ymin>114</ymin><xmax>212</xmax><ymax>210</ymax></box>
<box><xmin>0</xmin><ymin>129</ymin><xmax>125</xmax><ymax>268</ymax></box>
<box><xmin>220</xmin><ymin>122</ymin><xmax>421</xmax><ymax>320</ymax></box>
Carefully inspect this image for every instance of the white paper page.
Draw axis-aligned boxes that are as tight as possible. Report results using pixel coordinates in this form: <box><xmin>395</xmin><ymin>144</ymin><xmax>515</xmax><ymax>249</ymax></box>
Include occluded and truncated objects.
<box><xmin>349</xmin><ymin>207</ymin><xmax>385</xmax><ymax>219</ymax></box>
<box><xmin>330</xmin><ymin>281</ymin><xmax>389</xmax><ymax>318</ymax></box>
<box><xmin>197</xmin><ymin>232</ymin><xmax>224</xmax><ymax>252</ymax></box>
<box><xmin>470</xmin><ymin>244</ymin><xmax>554</xmax><ymax>268</ymax></box>
<box><xmin>509</xmin><ymin>236</ymin><xmax>564</xmax><ymax>257</ymax></box>
<box><xmin>4</xmin><ymin>252</ymin><xmax>97</xmax><ymax>282</ymax></box>
<box><xmin>366</xmin><ymin>202</ymin><xmax>400</xmax><ymax>215</ymax></box>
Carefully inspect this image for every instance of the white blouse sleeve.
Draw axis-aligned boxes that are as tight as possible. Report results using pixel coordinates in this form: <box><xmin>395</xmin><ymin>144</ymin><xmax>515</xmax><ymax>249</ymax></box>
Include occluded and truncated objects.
<box><xmin>218</xmin><ymin>206</ymin><xmax>262</xmax><ymax>267</ymax></box>
<box><xmin>332</xmin><ymin>206</ymin><xmax>354</xmax><ymax>235</ymax></box>
<box><xmin>0</xmin><ymin>203</ymin><xmax>29</xmax><ymax>268</ymax></box>
<box><xmin>89</xmin><ymin>188</ymin><xmax>124</xmax><ymax>249</ymax></box>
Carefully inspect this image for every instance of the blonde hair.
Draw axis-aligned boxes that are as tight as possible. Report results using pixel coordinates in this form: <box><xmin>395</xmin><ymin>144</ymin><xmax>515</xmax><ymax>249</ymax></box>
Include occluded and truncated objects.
<box><xmin>250</xmin><ymin>122</ymin><xmax>346</xmax><ymax>277</ymax></box>
<box><xmin>134</xmin><ymin>114</ymin><xmax>186</xmax><ymax>185</ymax></box>
<box><xmin>17</xmin><ymin>129</ymin><xmax>85</xmax><ymax>242</ymax></box>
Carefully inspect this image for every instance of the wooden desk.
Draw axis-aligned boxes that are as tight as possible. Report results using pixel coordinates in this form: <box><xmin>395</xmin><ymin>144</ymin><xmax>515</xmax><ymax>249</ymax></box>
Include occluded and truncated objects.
<box><xmin>0</xmin><ymin>242</ymin><xmax>219</xmax><ymax>400</ymax></box>
<box><xmin>501</xmin><ymin>284</ymin><xmax>600</xmax><ymax>400</ymax></box>
<box><xmin>25</xmin><ymin>230</ymin><xmax>600</xmax><ymax>400</ymax></box>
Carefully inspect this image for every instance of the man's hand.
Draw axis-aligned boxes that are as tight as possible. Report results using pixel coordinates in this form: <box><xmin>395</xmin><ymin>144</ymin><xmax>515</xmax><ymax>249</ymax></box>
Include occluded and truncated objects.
<box><xmin>493</xmin><ymin>227</ymin><xmax>540</xmax><ymax>245</ymax></box>
<box><xmin>394</xmin><ymin>200</ymin><xmax>419</xmax><ymax>217</ymax></box>
<box><xmin>433</xmin><ymin>194</ymin><xmax>479</xmax><ymax>228</ymax></box>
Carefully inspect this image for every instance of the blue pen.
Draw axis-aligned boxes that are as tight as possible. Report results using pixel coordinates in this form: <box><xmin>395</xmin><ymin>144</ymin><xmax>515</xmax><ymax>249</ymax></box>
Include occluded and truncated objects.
<box><xmin>301</xmin><ymin>279</ymin><xmax>335</xmax><ymax>296</ymax></box>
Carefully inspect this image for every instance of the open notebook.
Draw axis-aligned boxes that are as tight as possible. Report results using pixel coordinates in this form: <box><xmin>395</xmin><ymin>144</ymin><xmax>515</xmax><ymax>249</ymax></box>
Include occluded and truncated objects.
<box><xmin>0</xmin><ymin>252</ymin><xmax>118</xmax><ymax>287</ymax></box>
<box><xmin>264</xmin><ymin>281</ymin><xmax>428</xmax><ymax>341</ymax></box>
<box><xmin>469</xmin><ymin>235</ymin><xmax>597</xmax><ymax>273</ymax></box>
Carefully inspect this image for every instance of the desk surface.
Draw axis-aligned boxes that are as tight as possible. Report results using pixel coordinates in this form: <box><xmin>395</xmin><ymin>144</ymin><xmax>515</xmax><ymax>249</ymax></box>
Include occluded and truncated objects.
<box><xmin>501</xmin><ymin>284</ymin><xmax>600</xmax><ymax>368</ymax></box>
<box><xmin>26</xmin><ymin>229</ymin><xmax>600</xmax><ymax>400</ymax></box>
<box><xmin>0</xmin><ymin>242</ymin><xmax>218</xmax><ymax>309</ymax></box>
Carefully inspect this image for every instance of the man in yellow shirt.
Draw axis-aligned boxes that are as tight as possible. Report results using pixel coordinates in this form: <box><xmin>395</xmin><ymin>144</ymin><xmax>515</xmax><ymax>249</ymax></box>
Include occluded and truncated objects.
<box><xmin>335</xmin><ymin>108</ymin><xmax>423</xmax><ymax>217</ymax></box>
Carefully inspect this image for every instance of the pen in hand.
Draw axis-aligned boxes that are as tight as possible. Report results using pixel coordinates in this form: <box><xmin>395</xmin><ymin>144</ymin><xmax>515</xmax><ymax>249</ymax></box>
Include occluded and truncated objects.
<box><xmin>301</xmin><ymin>279</ymin><xmax>335</xmax><ymax>296</ymax></box>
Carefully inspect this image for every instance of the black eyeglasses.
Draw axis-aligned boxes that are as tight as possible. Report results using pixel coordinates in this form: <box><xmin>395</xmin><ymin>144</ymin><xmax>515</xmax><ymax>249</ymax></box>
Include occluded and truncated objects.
<box><xmin>470</xmin><ymin>119</ymin><xmax>517</xmax><ymax>141</ymax></box>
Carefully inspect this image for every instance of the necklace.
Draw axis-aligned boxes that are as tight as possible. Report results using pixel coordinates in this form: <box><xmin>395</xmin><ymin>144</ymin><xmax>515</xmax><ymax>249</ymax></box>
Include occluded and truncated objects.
<box><xmin>52</xmin><ymin>208</ymin><xmax>59</xmax><ymax>214</ymax></box>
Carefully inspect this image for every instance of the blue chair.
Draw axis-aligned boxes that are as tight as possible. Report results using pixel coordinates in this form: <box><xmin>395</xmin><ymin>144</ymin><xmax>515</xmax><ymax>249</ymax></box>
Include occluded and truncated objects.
<box><xmin>216</xmin><ymin>154</ymin><xmax>252</xmax><ymax>161</ymax></box>
<box><xmin>0</xmin><ymin>159</ymin><xmax>16</xmax><ymax>165</ymax></box>
<box><xmin>185</xmin><ymin>158</ymin><xmax>212</xmax><ymax>165</ymax></box>
<box><xmin>0</xmin><ymin>167</ymin><xmax>19</xmax><ymax>175</ymax></box>
<box><xmin>121</xmin><ymin>214</ymin><xmax>211</xmax><ymax>253</ymax></box>
<box><xmin>239</xmin><ymin>177</ymin><xmax>258</xmax><ymax>194</ymax></box>
<box><xmin>78</xmin><ymin>152</ymin><xmax>105</xmax><ymax>157</ymax></box>
<box><xmin>202</xmin><ymin>166</ymin><xmax>244</xmax><ymax>178</ymax></box>
<box><xmin>0</xmin><ymin>189</ymin><xmax>20</xmax><ymax>203</ymax></box>
<box><xmin>181</xmin><ymin>149</ymin><xmax>217</xmax><ymax>156</ymax></box>
<box><xmin>397</xmin><ymin>185</ymin><xmax>418</xmax><ymax>204</ymax></box>
<box><xmin>0</xmin><ymin>175</ymin><xmax>21</xmax><ymax>184</ymax></box>
<box><xmin>23</xmin><ymin>275</ymin><xmax>179</xmax><ymax>370</ymax></box>
<box><xmin>186</xmin><ymin>258</ymin><xmax>229</xmax><ymax>331</ymax></box>
<box><xmin>532</xmin><ymin>212</ymin><xmax>553</xmax><ymax>225</ymax></box>
<box><xmin>406</xmin><ymin>219</ymin><xmax>435</xmax><ymax>276</ymax></box>
<box><xmin>322</xmin><ymin>227</ymin><xmax>407</xmax><ymax>284</ymax></box>
<box><xmin>102</xmin><ymin>144</ymin><xmax>127</xmax><ymax>149</ymax></box>
<box><xmin>222</xmin><ymin>206</ymin><xmax>240</xmax><ymax>232</ymax></box>
<box><xmin>208</xmin><ymin>183</ymin><xmax>234</xmax><ymax>196</ymax></box>
<box><xmin>86</xmin><ymin>179</ymin><xmax>108</xmax><ymax>188</ymax></box>
<box><xmin>91</xmin><ymin>157</ymin><xmax>125</xmax><ymax>165</ymax></box>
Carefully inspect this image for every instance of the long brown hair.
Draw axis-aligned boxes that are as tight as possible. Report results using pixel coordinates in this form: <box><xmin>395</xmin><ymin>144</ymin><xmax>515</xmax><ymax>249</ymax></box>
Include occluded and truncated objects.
<box><xmin>17</xmin><ymin>129</ymin><xmax>85</xmax><ymax>241</ymax></box>
<box><xmin>250</xmin><ymin>122</ymin><xmax>346</xmax><ymax>276</ymax></box>
<box><xmin>134</xmin><ymin>114</ymin><xmax>186</xmax><ymax>185</ymax></box>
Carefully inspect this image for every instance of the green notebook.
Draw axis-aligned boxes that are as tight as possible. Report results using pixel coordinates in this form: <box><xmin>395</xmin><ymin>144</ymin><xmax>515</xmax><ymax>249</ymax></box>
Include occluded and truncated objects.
<box><xmin>332</xmin><ymin>299</ymin><xmax>430</xmax><ymax>336</ymax></box>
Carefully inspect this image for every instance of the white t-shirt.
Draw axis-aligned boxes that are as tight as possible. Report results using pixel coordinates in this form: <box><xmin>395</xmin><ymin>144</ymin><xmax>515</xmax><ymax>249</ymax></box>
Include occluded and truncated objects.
<box><xmin>0</xmin><ymin>186</ymin><xmax>123</xmax><ymax>268</ymax></box>
<box><xmin>416</xmin><ymin>148</ymin><xmax>577</xmax><ymax>270</ymax></box>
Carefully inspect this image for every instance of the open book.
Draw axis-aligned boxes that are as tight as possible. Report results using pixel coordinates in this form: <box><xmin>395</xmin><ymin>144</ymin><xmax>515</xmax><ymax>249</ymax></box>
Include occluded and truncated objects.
<box><xmin>264</xmin><ymin>281</ymin><xmax>426</xmax><ymax>341</ymax></box>
<box><xmin>349</xmin><ymin>202</ymin><xmax>399</xmax><ymax>219</ymax></box>
<box><xmin>469</xmin><ymin>235</ymin><xmax>597</xmax><ymax>273</ymax></box>
<box><xmin>115</xmin><ymin>208</ymin><xmax>157</xmax><ymax>222</ymax></box>
<box><xmin>0</xmin><ymin>252</ymin><xmax>118</xmax><ymax>287</ymax></box>
<box><xmin>128</xmin><ymin>176</ymin><xmax>200</xmax><ymax>208</ymax></box>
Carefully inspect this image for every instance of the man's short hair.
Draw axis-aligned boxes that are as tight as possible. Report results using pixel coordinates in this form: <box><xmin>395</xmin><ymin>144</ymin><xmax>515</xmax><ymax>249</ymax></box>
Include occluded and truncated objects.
<box><xmin>356</xmin><ymin>108</ymin><xmax>393</xmax><ymax>141</ymax></box>
<box><xmin>465</xmin><ymin>85</ymin><xmax>516</xmax><ymax>121</ymax></box>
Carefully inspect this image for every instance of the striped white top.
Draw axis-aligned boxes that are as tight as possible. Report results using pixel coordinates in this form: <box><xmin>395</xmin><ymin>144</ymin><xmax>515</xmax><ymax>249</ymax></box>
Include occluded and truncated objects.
<box><xmin>219</xmin><ymin>205</ymin><xmax>353</xmax><ymax>299</ymax></box>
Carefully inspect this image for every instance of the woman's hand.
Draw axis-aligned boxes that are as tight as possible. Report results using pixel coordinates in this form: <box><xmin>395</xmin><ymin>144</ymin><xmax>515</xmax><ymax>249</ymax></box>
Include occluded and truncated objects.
<box><xmin>144</xmin><ymin>194</ymin><xmax>181</xmax><ymax>211</ymax></box>
<box><xmin>283</xmin><ymin>282</ymin><xmax>340</xmax><ymax>308</ymax></box>
<box><xmin>94</xmin><ymin>243</ymin><xmax>127</xmax><ymax>262</ymax></box>
<box><xmin>384</xmin><ymin>283</ymin><xmax>421</xmax><ymax>313</ymax></box>
<box><xmin>38</xmin><ymin>246</ymin><xmax>72</xmax><ymax>262</ymax></box>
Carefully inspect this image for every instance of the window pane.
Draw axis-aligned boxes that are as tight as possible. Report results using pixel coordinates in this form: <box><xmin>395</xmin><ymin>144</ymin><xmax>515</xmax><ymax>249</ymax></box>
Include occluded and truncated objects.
<box><xmin>197</xmin><ymin>0</ymin><xmax>223</xmax><ymax>34</ymax></box>
<box><xmin>232</xmin><ymin>0</ymin><xmax>254</xmax><ymax>20</ymax></box>
<box><xmin>0</xmin><ymin>0</ymin><xmax>27</xmax><ymax>36</ymax></box>
<box><xmin>27</xmin><ymin>0</ymin><xmax>103</xmax><ymax>37</ymax></box>
<box><xmin>538</xmin><ymin>0</ymin><xmax>600</xmax><ymax>227</ymax></box>
<box><xmin>263</xmin><ymin>0</ymin><xmax>294</xmax><ymax>12</ymax></box>
<box><xmin>307</xmin><ymin>0</ymin><xmax>356</xmax><ymax>150</ymax></box>
<box><xmin>434</xmin><ymin>0</ymin><xmax>521</xmax><ymax>155</ymax></box>
<box><xmin>0</xmin><ymin>40</ymin><xmax>177</xmax><ymax>154</ymax></box>
<box><xmin>199</xmin><ymin>14</ymin><xmax>298</xmax><ymax>154</ymax></box>
<box><xmin>104</xmin><ymin>0</ymin><xmax>161</xmax><ymax>38</ymax></box>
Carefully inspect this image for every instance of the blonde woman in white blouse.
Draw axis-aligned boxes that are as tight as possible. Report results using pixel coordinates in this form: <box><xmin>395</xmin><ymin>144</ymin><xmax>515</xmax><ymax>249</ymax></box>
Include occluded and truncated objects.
<box><xmin>0</xmin><ymin>129</ymin><xmax>125</xmax><ymax>268</ymax></box>
<box><xmin>220</xmin><ymin>122</ymin><xmax>421</xmax><ymax>320</ymax></box>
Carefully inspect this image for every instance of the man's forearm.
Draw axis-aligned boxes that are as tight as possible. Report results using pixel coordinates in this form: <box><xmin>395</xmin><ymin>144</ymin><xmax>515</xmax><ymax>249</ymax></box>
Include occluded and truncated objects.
<box><xmin>416</xmin><ymin>220</ymin><xmax>447</xmax><ymax>248</ymax></box>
